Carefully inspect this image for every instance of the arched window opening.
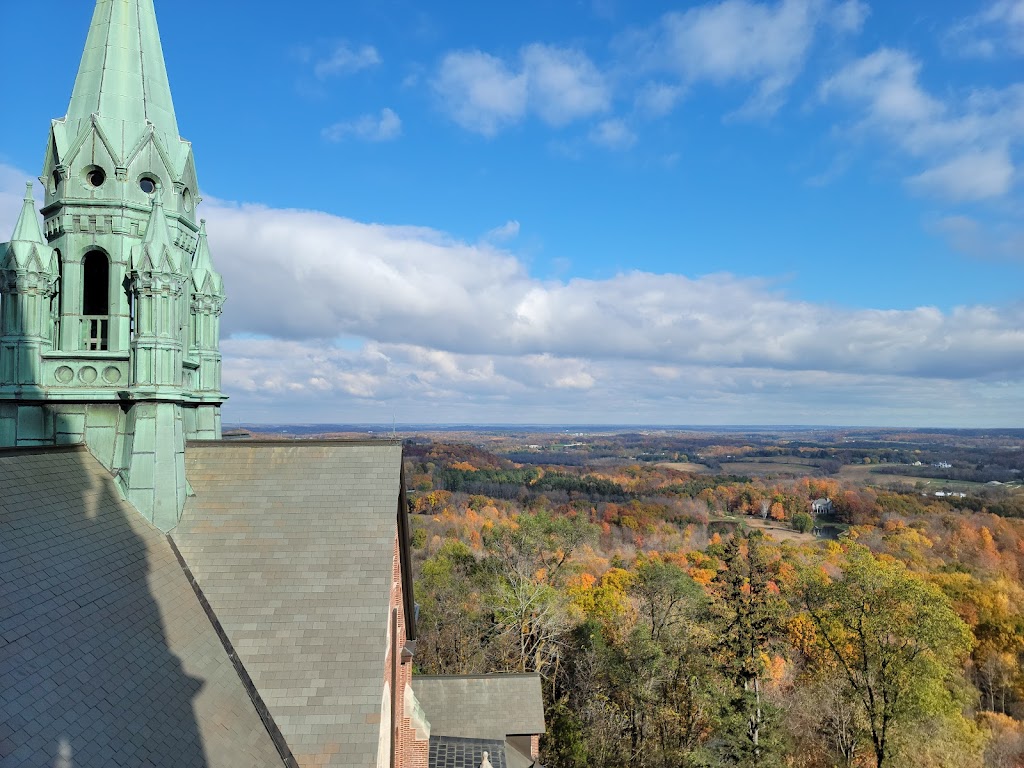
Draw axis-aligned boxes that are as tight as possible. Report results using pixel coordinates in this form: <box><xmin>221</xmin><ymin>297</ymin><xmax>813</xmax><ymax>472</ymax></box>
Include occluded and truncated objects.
<box><xmin>125</xmin><ymin>278</ymin><xmax>136</xmax><ymax>341</ymax></box>
<box><xmin>82</xmin><ymin>250</ymin><xmax>109</xmax><ymax>351</ymax></box>
<box><xmin>52</xmin><ymin>251</ymin><xmax>63</xmax><ymax>350</ymax></box>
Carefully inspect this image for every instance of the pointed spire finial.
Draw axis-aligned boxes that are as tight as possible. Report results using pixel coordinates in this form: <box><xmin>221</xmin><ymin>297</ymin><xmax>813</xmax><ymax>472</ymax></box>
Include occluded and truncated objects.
<box><xmin>138</xmin><ymin>194</ymin><xmax>176</xmax><ymax>269</ymax></box>
<box><xmin>10</xmin><ymin>183</ymin><xmax>45</xmax><ymax>245</ymax></box>
<box><xmin>192</xmin><ymin>217</ymin><xmax>223</xmax><ymax>296</ymax></box>
<box><xmin>66</xmin><ymin>0</ymin><xmax>180</xmax><ymax>157</ymax></box>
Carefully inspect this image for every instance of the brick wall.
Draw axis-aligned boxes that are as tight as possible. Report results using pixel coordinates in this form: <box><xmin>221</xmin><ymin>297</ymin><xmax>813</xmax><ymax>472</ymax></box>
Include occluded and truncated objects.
<box><xmin>387</xmin><ymin>532</ymin><xmax>430</xmax><ymax>768</ymax></box>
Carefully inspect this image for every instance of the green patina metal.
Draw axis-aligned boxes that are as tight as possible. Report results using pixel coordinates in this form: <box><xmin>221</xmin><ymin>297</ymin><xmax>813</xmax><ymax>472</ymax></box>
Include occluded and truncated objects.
<box><xmin>0</xmin><ymin>0</ymin><xmax>226</xmax><ymax>531</ymax></box>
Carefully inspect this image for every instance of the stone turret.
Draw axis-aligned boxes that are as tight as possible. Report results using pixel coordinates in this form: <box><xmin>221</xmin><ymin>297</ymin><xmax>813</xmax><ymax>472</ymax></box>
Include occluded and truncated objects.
<box><xmin>0</xmin><ymin>184</ymin><xmax>60</xmax><ymax>393</ymax></box>
<box><xmin>187</xmin><ymin>220</ymin><xmax>226</xmax><ymax>439</ymax></box>
<box><xmin>0</xmin><ymin>0</ymin><xmax>226</xmax><ymax>531</ymax></box>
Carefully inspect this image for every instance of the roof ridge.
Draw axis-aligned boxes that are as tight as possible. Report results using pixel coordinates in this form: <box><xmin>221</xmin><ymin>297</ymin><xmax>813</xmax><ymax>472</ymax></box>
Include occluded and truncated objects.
<box><xmin>413</xmin><ymin>673</ymin><xmax>543</xmax><ymax>680</ymax></box>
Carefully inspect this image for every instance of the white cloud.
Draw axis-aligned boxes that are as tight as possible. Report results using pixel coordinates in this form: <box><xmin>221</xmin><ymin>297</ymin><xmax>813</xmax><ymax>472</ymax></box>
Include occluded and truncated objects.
<box><xmin>932</xmin><ymin>215</ymin><xmax>1024</xmax><ymax>261</ymax></box>
<box><xmin>195</xmin><ymin>193</ymin><xmax>1024</xmax><ymax>391</ymax></box>
<box><xmin>521</xmin><ymin>44</ymin><xmax>611</xmax><ymax>126</ymax></box>
<box><xmin>821</xmin><ymin>49</ymin><xmax>1024</xmax><ymax>201</ymax></box>
<box><xmin>432</xmin><ymin>51</ymin><xmax>528</xmax><ymax>135</ymax></box>
<box><xmin>908</xmin><ymin>148</ymin><xmax>1015</xmax><ymax>201</ymax></box>
<box><xmin>623</xmin><ymin>0</ymin><xmax>862</xmax><ymax>117</ymax></box>
<box><xmin>432</xmin><ymin>45</ymin><xmax>608</xmax><ymax>135</ymax></box>
<box><xmin>820</xmin><ymin>49</ymin><xmax>941</xmax><ymax>126</ymax></box>
<box><xmin>314</xmin><ymin>43</ymin><xmax>382</xmax><ymax>78</ymax></box>
<box><xmin>947</xmin><ymin>0</ymin><xmax>1024</xmax><ymax>58</ymax></box>
<box><xmin>3</xmin><ymin>165</ymin><xmax>1021</xmax><ymax>425</ymax></box>
<box><xmin>635</xmin><ymin>82</ymin><xmax>685</xmax><ymax>117</ymax></box>
<box><xmin>322</xmin><ymin>108</ymin><xmax>402</xmax><ymax>142</ymax></box>
<box><xmin>485</xmin><ymin>220</ymin><xmax>521</xmax><ymax>243</ymax></box>
<box><xmin>589</xmin><ymin>119</ymin><xmax>637</xmax><ymax>149</ymax></box>
<box><xmin>829</xmin><ymin>0</ymin><xmax>870</xmax><ymax>33</ymax></box>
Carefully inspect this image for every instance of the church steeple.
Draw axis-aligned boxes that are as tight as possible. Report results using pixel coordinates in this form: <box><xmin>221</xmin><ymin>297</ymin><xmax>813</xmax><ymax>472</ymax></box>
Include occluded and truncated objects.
<box><xmin>0</xmin><ymin>0</ymin><xmax>225</xmax><ymax>531</ymax></box>
<box><xmin>65</xmin><ymin>0</ymin><xmax>181</xmax><ymax>164</ymax></box>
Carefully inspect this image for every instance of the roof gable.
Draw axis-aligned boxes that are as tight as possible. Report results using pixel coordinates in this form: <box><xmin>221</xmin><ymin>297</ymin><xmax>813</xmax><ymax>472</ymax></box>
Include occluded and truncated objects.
<box><xmin>172</xmin><ymin>440</ymin><xmax>406</xmax><ymax>768</ymax></box>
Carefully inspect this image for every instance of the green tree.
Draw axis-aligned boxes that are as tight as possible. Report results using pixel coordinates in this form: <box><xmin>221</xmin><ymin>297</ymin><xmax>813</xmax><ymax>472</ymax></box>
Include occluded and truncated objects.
<box><xmin>711</xmin><ymin>533</ymin><xmax>787</xmax><ymax>767</ymax></box>
<box><xmin>484</xmin><ymin>510</ymin><xmax>597</xmax><ymax>678</ymax></box>
<box><xmin>799</xmin><ymin>545</ymin><xmax>973</xmax><ymax>768</ymax></box>
<box><xmin>791</xmin><ymin>512</ymin><xmax>814</xmax><ymax>534</ymax></box>
<box><xmin>415</xmin><ymin>540</ymin><xmax>491</xmax><ymax>674</ymax></box>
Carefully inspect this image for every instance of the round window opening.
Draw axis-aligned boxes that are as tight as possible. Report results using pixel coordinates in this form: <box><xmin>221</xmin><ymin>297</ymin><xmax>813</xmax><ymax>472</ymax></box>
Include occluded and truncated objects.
<box><xmin>85</xmin><ymin>167</ymin><xmax>106</xmax><ymax>188</ymax></box>
<box><xmin>139</xmin><ymin>176</ymin><xmax>158</xmax><ymax>194</ymax></box>
<box><xmin>182</xmin><ymin>188</ymin><xmax>194</xmax><ymax>212</ymax></box>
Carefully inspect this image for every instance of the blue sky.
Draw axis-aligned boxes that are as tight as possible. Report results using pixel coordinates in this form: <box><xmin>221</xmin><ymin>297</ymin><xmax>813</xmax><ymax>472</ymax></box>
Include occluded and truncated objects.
<box><xmin>1</xmin><ymin>0</ymin><xmax>1022</xmax><ymax>426</ymax></box>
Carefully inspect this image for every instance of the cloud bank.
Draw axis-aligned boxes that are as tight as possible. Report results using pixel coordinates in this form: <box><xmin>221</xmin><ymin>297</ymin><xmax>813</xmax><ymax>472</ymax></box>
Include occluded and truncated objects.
<box><xmin>1</xmin><ymin>158</ymin><xmax>1020</xmax><ymax>426</ymax></box>
<box><xmin>194</xmin><ymin>187</ymin><xmax>1023</xmax><ymax>426</ymax></box>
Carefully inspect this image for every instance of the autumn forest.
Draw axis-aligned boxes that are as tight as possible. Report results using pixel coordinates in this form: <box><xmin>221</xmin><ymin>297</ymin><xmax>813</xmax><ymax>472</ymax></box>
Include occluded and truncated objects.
<box><xmin>391</xmin><ymin>427</ymin><xmax>1024</xmax><ymax>768</ymax></box>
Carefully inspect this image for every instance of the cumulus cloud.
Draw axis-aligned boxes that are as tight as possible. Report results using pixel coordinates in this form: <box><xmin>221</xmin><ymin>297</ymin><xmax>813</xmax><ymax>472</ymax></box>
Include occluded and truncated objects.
<box><xmin>821</xmin><ymin>49</ymin><xmax>1024</xmax><ymax>202</ymax></box>
<box><xmin>621</xmin><ymin>0</ymin><xmax>865</xmax><ymax>117</ymax></box>
<box><xmin>322</xmin><ymin>108</ymin><xmax>402</xmax><ymax>142</ymax></box>
<box><xmin>432</xmin><ymin>45</ymin><xmax>609</xmax><ymax>135</ymax></box>
<box><xmin>946</xmin><ymin>0</ymin><xmax>1024</xmax><ymax>58</ymax></box>
<box><xmin>432</xmin><ymin>51</ymin><xmax>529</xmax><ymax>135</ymax></box>
<box><xmin>521</xmin><ymin>45</ymin><xmax>610</xmax><ymax>126</ymax></box>
<box><xmin>2</xmin><ymin>164</ymin><xmax>1021</xmax><ymax>425</ymax></box>
<box><xmin>197</xmin><ymin>194</ymin><xmax>1024</xmax><ymax>389</ymax></box>
<box><xmin>314</xmin><ymin>43</ymin><xmax>382</xmax><ymax>78</ymax></box>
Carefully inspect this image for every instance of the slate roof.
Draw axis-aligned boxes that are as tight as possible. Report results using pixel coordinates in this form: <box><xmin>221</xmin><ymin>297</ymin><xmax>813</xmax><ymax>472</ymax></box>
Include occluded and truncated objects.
<box><xmin>172</xmin><ymin>441</ymin><xmax>405</xmax><ymax>768</ymax></box>
<box><xmin>0</xmin><ymin>446</ymin><xmax>284</xmax><ymax>768</ymax></box>
<box><xmin>411</xmin><ymin>675</ymin><xmax>546</xmax><ymax>741</ymax></box>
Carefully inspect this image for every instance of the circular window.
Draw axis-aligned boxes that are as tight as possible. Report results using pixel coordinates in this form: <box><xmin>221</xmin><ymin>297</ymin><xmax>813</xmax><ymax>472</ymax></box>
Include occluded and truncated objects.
<box><xmin>84</xmin><ymin>167</ymin><xmax>106</xmax><ymax>188</ymax></box>
<box><xmin>139</xmin><ymin>176</ymin><xmax>158</xmax><ymax>194</ymax></box>
<box><xmin>182</xmin><ymin>188</ymin><xmax>194</xmax><ymax>212</ymax></box>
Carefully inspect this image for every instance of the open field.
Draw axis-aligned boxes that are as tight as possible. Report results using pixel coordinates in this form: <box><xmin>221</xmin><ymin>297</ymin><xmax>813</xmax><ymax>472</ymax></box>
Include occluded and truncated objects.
<box><xmin>838</xmin><ymin>464</ymin><xmax>1005</xmax><ymax>493</ymax></box>
<box><xmin>709</xmin><ymin>514</ymin><xmax>830</xmax><ymax>543</ymax></box>
<box><xmin>658</xmin><ymin>462</ymin><xmax>712</xmax><ymax>473</ymax></box>
<box><xmin>719</xmin><ymin>459</ymin><xmax>823</xmax><ymax>477</ymax></box>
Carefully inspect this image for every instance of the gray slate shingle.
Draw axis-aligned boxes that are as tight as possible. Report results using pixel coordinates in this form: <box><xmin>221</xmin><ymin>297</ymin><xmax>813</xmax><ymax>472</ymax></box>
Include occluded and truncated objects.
<box><xmin>411</xmin><ymin>675</ymin><xmax>546</xmax><ymax>741</ymax></box>
<box><xmin>0</xmin><ymin>446</ymin><xmax>285</xmax><ymax>768</ymax></box>
<box><xmin>173</xmin><ymin>441</ymin><xmax>404</xmax><ymax>768</ymax></box>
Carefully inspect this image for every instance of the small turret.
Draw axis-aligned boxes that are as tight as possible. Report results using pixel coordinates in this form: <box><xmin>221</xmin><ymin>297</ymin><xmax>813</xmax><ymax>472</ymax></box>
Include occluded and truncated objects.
<box><xmin>129</xmin><ymin>198</ymin><xmax>190</xmax><ymax>392</ymax></box>
<box><xmin>0</xmin><ymin>184</ymin><xmax>59</xmax><ymax>388</ymax></box>
<box><xmin>188</xmin><ymin>221</ymin><xmax>225</xmax><ymax>426</ymax></box>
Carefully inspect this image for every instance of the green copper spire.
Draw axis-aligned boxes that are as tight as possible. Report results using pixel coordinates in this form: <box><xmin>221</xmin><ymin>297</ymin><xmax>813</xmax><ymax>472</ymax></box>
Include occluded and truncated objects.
<box><xmin>66</xmin><ymin>0</ymin><xmax>180</xmax><ymax>160</ymax></box>
<box><xmin>1</xmin><ymin>0</ymin><xmax>225</xmax><ymax>529</ymax></box>
<box><xmin>10</xmin><ymin>183</ymin><xmax>46</xmax><ymax>246</ymax></box>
